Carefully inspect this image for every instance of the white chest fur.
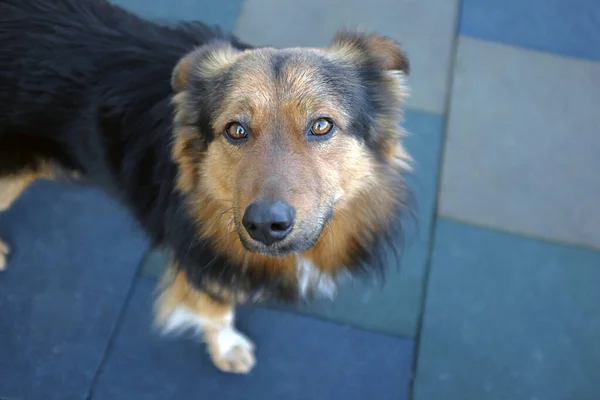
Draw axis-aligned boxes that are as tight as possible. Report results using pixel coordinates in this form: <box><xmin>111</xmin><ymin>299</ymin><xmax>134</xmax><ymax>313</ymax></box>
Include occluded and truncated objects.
<box><xmin>296</xmin><ymin>255</ymin><xmax>337</xmax><ymax>299</ymax></box>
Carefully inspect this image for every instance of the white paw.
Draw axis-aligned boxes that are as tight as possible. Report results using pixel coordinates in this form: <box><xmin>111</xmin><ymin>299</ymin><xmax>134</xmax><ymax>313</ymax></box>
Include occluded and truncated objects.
<box><xmin>208</xmin><ymin>327</ymin><xmax>256</xmax><ymax>374</ymax></box>
<box><xmin>0</xmin><ymin>240</ymin><xmax>9</xmax><ymax>271</ymax></box>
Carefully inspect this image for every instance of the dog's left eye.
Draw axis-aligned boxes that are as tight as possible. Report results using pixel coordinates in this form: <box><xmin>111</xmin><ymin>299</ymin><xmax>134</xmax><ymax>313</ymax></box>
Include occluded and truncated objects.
<box><xmin>310</xmin><ymin>118</ymin><xmax>335</xmax><ymax>137</ymax></box>
<box><xmin>225</xmin><ymin>122</ymin><xmax>248</xmax><ymax>141</ymax></box>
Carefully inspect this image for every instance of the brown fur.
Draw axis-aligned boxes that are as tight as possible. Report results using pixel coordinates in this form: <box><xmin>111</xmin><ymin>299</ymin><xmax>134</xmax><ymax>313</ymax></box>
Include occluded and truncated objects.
<box><xmin>155</xmin><ymin>267</ymin><xmax>234</xmax><ymax>323</ymax></box>
<box><xmin>169</xmin><ymin>34</ymin><xmax>411</xmax><ymax>289</ymax></box>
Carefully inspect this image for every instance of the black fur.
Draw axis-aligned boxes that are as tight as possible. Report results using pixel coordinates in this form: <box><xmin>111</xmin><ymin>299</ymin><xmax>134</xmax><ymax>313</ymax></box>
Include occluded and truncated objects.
<box><xmin>0</xmin><ymin>0</ymin><xmax>408</xmax><ymax>303</ymax></box>
<box><xmin>0</xmin><ymin>0</ymin><xmax>263</xmax><ymax>298</ymax></box>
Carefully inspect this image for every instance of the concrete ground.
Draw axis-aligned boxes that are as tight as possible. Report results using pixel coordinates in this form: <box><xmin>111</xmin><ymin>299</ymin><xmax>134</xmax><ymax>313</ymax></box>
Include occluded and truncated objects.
<box><xmin>1</xmin><ymin>0</ymin><xmax>599</xmax><ymax>399</ymax></box>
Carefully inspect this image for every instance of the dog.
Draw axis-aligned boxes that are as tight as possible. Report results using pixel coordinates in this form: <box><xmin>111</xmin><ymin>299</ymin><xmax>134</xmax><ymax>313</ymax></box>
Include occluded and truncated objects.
<box><xmin>0</xmin><ymin>0</ymin><xmax>412</xmax><ymax>374</ymax></box>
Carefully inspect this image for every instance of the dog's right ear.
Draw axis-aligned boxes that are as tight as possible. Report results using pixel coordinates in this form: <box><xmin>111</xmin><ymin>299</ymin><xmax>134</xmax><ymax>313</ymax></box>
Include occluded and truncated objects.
<box><xmin>328</xmin><ymin>31</ymin><xmax>410</xmax><ymax>75</ymax></box>
<box><xmin>171</xmin><ymin>41</ymin><xmax>241</xmax><ymax>93</ymax></box>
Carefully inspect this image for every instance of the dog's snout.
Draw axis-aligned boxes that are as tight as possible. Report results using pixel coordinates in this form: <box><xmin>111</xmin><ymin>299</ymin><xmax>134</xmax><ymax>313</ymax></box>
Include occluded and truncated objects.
<box><xmin>242</xmin><ymin>201</ymin><xmax>295</xmax><ymax>245</ymax></box>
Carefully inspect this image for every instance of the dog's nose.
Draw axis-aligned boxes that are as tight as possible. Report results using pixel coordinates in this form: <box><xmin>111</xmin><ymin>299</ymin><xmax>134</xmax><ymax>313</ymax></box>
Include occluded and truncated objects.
<box><xmin>242</xmin><ymin>201</ymin><xmax>296</xmax><ymax>245</ymax></box>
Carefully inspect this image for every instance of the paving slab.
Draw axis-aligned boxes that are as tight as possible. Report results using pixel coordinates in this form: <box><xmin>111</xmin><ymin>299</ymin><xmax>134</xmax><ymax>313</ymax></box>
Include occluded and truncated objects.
<box><xmin>110</xmin><ymin>0</ymin><xmax>244</xmax><ymax>31</ymax></box>
<box><xmin>439</xmin><ymin>37</ymin><xmax>600</xmax><ymax>249</ymax></box>
<box><xmin>138</xmin><ymin>247</ymin><xmax>170</xmax><ymax>279</ymax></box>
<box><xmin>461</xmin><ymin>0</ymin><xmax>600</xmax><ymax>61</ymax></box>
<box><xmin>90</xmin><ymin>278</ymin><xmax>414</xmax><ymax>400</ymax></box>
<box><xmin>0</xmin><ymin>181</ymin><xmax>148</xmax><ymax>400</ymax></box>
<box><xmin>235</xmin><ymin>0</ymin><xmax>459</xmax><ymax>114</ymax></box>
<box><xmin>414</xmin><ymin>218</ymin><xmax>600</xmax><ymax>400</ymax></box>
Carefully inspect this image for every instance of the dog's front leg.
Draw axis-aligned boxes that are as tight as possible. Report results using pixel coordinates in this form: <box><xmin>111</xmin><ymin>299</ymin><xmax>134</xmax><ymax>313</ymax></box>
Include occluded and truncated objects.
<box><xmin>154</xmin><ymin>266</ymin><xmax>256</xmax><ymax>374</ymax></box>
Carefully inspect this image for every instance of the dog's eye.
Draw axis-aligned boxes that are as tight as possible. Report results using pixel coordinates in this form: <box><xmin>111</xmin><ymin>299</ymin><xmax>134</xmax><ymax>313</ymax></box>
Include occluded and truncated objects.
<box><xmin>310</xmin><ymin>118</ymin><xmax>334</xmax><ymax>136</ymax></box>
<box><xmin>225</xmin><ymin>122</ymin><xmax>248</xmax><ymax>141</ymax></box>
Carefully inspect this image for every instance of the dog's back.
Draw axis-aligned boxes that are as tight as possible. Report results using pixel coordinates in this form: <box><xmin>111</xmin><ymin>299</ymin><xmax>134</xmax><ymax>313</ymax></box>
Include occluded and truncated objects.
<box><xmin>0</xmin><ymin>0</ymin><xmax>238</xmax><ymax>179</ymax></box>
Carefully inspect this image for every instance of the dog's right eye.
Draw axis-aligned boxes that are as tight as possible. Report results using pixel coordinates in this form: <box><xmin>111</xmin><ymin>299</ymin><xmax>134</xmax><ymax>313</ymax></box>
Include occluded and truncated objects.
<box><xmin>225</xmin><ymin>122</ymin><xmax>248</xmax><ymax>141</ymax></box>
<box><xmin>311</xmin><ymin>118</ymin><xmax>334</xmax><ymax>136</ymax></box>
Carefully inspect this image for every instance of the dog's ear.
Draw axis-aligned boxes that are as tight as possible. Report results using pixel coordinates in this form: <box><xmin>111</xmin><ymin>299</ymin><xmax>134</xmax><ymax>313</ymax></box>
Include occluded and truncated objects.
<box><xmin>328</xmin><ymin>31</ymin><xmax>410</xmax><ymax>74</ymax></box>
<box><xmin>172</xmin><ymin>41</ymin><xmax>241</xmax><ymax>92</ymax></box>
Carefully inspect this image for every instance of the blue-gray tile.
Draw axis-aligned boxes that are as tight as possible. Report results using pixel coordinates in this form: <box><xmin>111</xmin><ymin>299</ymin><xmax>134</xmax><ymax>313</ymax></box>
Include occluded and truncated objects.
<box><xmin>439</xmin><ymin>37</ymin><xmax>600</xmax><ymax>249</ymax></box>
<box><xmin>110</xmin><ymin>0</ymin><xmax>244</xmax><ymax>31</ymax></box>
<box><xmin>0</xmin><ymin>181</ymin><xmax>148</xmax><ymax>400</ymax></box>
<box><xmin>235</xmin><ymin>0</ymin><xmax>459</xmax><ymax>114</ymax></box>
<box><xmin>138</xmin><ymin>247</ymin><xmax>170</xmax><ymax>278</ymax></box>
<box><xmin>414</xmin><ymin>219</ymin><xmax>600</xmax><ymax>400</ymax></box>
<box><xmin>461</xmin><ymin>0</ymin><xmax>600</xmax><ymax>61</ymax></box>
<box><xmin>90</xmin><ymin>278</ymin><xmax>414</xmax><ymax>400</ymax></box>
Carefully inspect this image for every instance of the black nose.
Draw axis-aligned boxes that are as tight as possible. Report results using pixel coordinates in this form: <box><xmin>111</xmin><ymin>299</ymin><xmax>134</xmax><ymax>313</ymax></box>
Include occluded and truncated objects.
<box><xmin>242</xmin><ymin>200</ymin><xmax>296</xmax><ymax>245</ymax></box>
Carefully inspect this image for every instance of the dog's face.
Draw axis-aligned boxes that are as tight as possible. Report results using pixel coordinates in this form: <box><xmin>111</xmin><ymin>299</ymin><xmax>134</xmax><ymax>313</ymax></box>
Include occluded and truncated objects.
<box><xmin>171</xmin><ymin>31</ymin><xmax>411</xmax><ymax>275</ymax></box>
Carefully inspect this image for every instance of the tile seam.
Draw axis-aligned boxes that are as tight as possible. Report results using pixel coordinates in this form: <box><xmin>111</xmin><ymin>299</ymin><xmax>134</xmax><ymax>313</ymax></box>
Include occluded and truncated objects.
<box><xmin>84</xmin><ymin>248</ymin><xmax>149</xmax><ymax>400</ymax></box>
<box><xmin>408</xmin><ymin>0</ymin><xmax>465</xmax><ymax>398</ymax></box>
<box><xmin>437</xmin><ymin>214</ymin><xmax>600</xmax><ymax>254</ymax></box>
<box><xmin>460</xmin><ymin>33</ymin><xmax>600</xmax><ymax>65</ymax></box>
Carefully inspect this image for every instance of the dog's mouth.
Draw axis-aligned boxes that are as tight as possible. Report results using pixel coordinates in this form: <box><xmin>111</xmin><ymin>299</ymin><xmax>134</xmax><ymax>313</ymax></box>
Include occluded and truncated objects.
<box><xmin>237</xmin><ymin>232</ymin><xmax>319</xmax><ymax>257</ymax></box>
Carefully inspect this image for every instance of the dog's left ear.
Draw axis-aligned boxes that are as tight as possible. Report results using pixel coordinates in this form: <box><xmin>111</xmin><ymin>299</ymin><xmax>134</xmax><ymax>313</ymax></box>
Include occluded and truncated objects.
<box><xmin>172</xmin><ymin>41</ymin><xmax>241</xmax><ymax>93</ymax></box>
<box><xmin>329</xmin><ymin>31</ymin><xmax>410</xmax><ymax>75</ymax></box>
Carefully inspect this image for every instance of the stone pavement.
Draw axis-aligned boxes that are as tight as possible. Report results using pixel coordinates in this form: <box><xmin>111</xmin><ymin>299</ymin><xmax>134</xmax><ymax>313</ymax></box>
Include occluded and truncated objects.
<box><xmin>1</xmin><ymin>0</ymin><xmax>599</xmax><ymax>399</ymax></box>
